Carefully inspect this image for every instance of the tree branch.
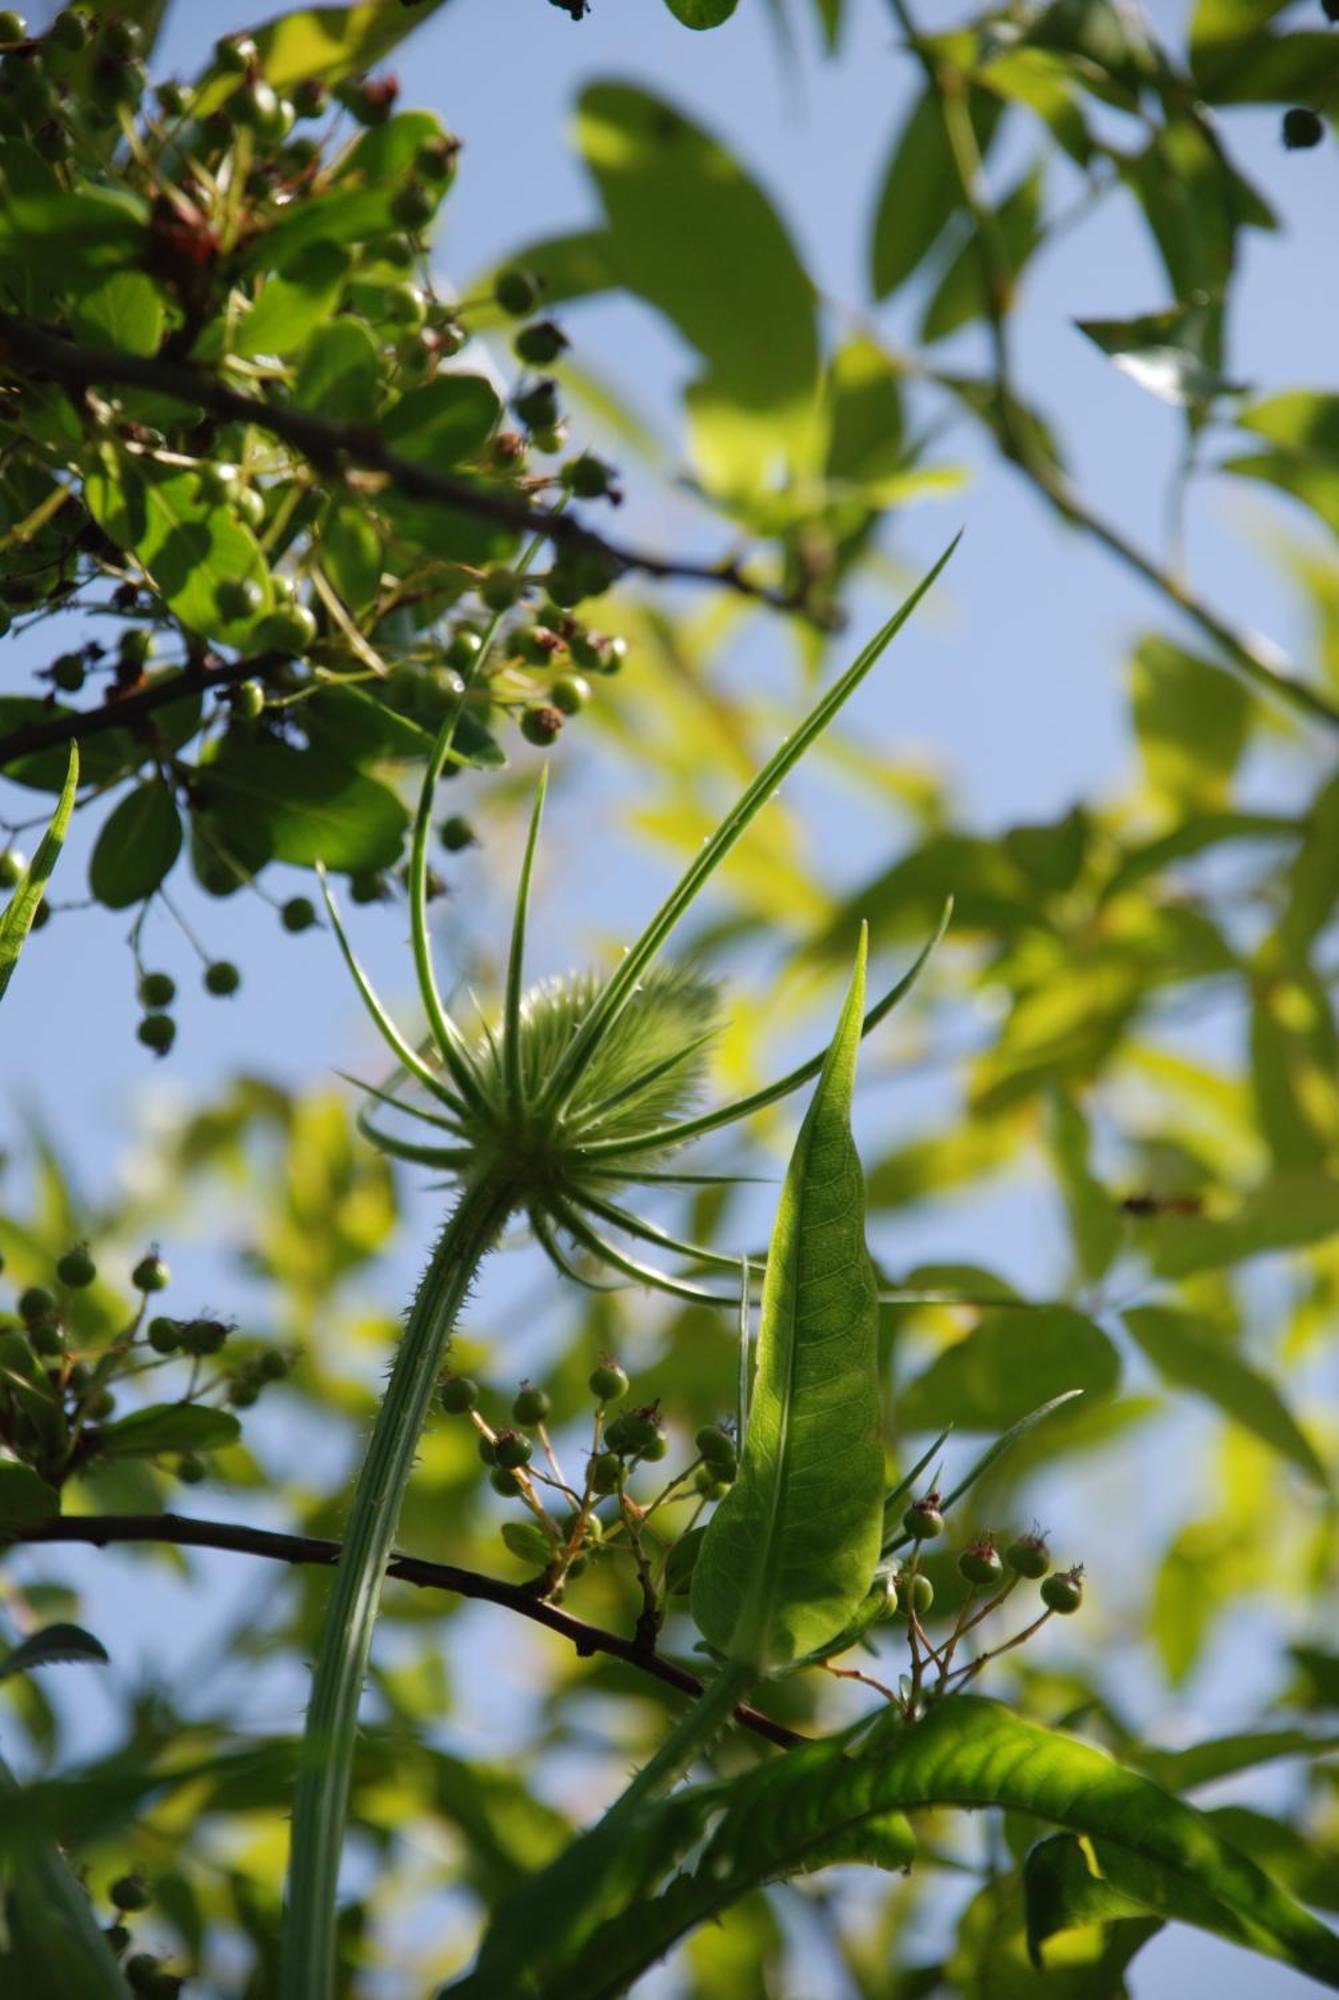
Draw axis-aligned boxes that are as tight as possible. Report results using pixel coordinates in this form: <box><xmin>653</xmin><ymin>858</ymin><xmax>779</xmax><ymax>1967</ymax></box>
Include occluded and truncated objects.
<box><xmin>0</xmin><ymin>653</ymin><xmax>287</xmax><ymax>770</ymax></box>
<box><xmin>5</xmin><ymin>1511</ymin><xmax>803</xmax><ymax>1752</ymax></box>
<box><xmin>0</xmin><ymin>311</ymin><xmax>827</xmax><ymax>626</ymax></box>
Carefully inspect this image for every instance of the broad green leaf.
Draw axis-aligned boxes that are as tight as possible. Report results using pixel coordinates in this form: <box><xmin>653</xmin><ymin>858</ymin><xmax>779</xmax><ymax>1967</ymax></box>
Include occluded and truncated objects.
<box><xmin>84</xmin><ymin>456</ymin><xmax>271</xmax><ymax>645</ymax></box>
<box><xmin>920</xmin><ymin>166</ymin><xmax>1045</xmax><ymax>345</ymax></box>
<box><xmin>96</xmin><ymin>1403</ymin><xmax>241</xmax><ymax>1459</ymax></box>
<box><xmin>0</xmin><ymin>747</ymin><xmax>76</xmax><ymax>1003</ymax></box>
<box><xmin>691</xmin><ymin>936</ymin><xmax>882</xmax><ymax>1672</ymax></box>
<box><xmin>1077</xmin><ymin>307</ymin><xmax>1244</xmax><ymax>407</ymax></box>
<box><xmin>293</xmin><ymin>320</ymin><xmax>380</xmax><ymax>423</ymax></box>
<box><xmin>870</xmin><ymin>83</ymin><xmax>1004</xmax><ymax>300</ymax></box>
<box><xmin>1138</xmin><ymin>1727</ymin><xmax>1339</xmax><ymax>1793</ymax></box>
<box><xmin>1047</xmin><ymin>1090</ymin><xmax>1122</xmax><ymax>1282</ymax></box>
<box><xmin>195</xmin><ymin>738</ymin><xmax>409</xmax><ymax>873</ymax></box>
<box><xmin>663</xmin><ymin>0</ymin><xmax>739</xmax><ymax>22</ymax></box>
<box><xmin>319</xmin><ymin>502</ymin><xmax>383</xmax><ymax>612</ymax></box>
<box><xmin>252</xmin><ymin>1</ymin><xmax>451</xmax><ymax>88</ymax></box>
<box><xmin>1238</xmin><ymin>390</ymin><xmax>1339</xmax><ymax>460</ymax></box>
<box><xmin>234</xmin><ymin>241</ymin><xmax>351</xmax><ymax>360</ymax></box>
<box><xmin>1123</xmin><ymin>118</ymin><xmax>1258</xmax><ymax>304</ymax></box>
<box><xmin>0</xmin><ymin>140</ymin><xmax>146</xmax><ymax>311</ymax></box>
<box><xmin>0</xmin><ymin>1623</ymin><xmax>109</xmax><ymax>1681</ymax></box>
<box><xmin>1139</xmin><ymin>1172</ymin><xmax>1339</xmax><ymax>1277</ymax></box>
<box><xmin>381</xmin><ymin>375</ymin><xmax>502</xmax><ymax>466</ymax></box>
<box><xmin>1129</xmin><ymin>634</ymin><xmax>1252</xmax><ymax>812</ymax></box>
<box><xmin>1193</xmin><ymin>30</ymin><xmax>1339</xmax><ymax>106</ymax></box>
<box><xmin>1221</xmin><ymin>451</ymin><xmax>1339</xmax><ymax>537</ymax></box>
<box><xmin>69</xmin><ymin>270</ymin><xmax>165</xmax><ymax>356</ymax></box>
<box><xmin>825</xmin><ymin>336</ymin><xmax>904</xmax><ymax>485</ymax></box>
<box><xmin>1023</xmin><ymin>1833</ymin><xmax>1158</xmax><ymax>1971</ymax></box>
<box><xmin>1249</xmin><ymin>966</ymin><xmax>1339</xmax><ymax>1171</ymax></box>
<box><xmin>0</xmin><ymin>1460</ymin><xmax>59</xmax><ymax>1527</ymax></box>
<box><xmin>87</xmin><ymin>779</ymin><xmax>182</xmax><ymax>910</ymax></box>
<box><xmin>1189</xmin><ymin>0</ymin><xmax>1290</xmax><ymax>79</ymax></box>
<box><xmin>1099</xmin><ymin>811</ymin><xmax>1299</xmax><ymax>903</ymax></box>
<box><xmin>898</xmin><ymin>1307</ymin><xmax>1119</xmax><ymax>1433</ymax></box>
<box><xmin>575</xmin><ymin>82</ymin><xmax>819</xmax><ymax>491</ymax></box>
<box><xmin>0</xmin><ymin>1753</ymin><xmax>133</xmax><ymax>1999</ymax></box>
<box><xmin>1124</xmin><ymin>1307</ymin><xmax>1328</xmax><ymax>1487</ymax></box>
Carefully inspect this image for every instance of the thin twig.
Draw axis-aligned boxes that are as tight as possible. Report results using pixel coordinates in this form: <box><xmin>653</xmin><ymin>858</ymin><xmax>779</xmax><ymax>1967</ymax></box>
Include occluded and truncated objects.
<box><xmin>2</xmin><ymin>1511</ymin><xmax>802</xmax><ymax>1751</ymax></box>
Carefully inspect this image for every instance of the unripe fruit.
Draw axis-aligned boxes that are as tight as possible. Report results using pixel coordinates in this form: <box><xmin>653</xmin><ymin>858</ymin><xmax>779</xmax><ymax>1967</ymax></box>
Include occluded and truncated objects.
<box><xmin>179</xmin><ymin>1318</ymin><xmax>228</xmax><ymax>1356</ymax></box>
<box><xmin>215</xmin><ymin>577</ymin><xmax>263</xmax><ymax>622</ymax></box>
<box><xmin>132</xmin><ymin>1256</ymin><xmax>170</xmax><ymax>1304</ymax></box>
<box><xmin>138</xmin><ymin>1012</ymin><xmax>175</xmax><ymax>1056</ymax></box>
<box><xmin>263</xmin><ymin>604</ymin><xmax>318</xmax><ymax>655</ymax></box>
<box><xmin>349</xmin><ymin>870</ymin><xmax>388</xmax><ymax>904</ymax></box>
<box><xmin>28</xmin><ymin>1320</ymin><xmax>63</xmax><ymax>1356</ymax></box>
<box><xmin>958</xmin><ymin>1540</ymin><xmax>1004</xmax><ymax>1588</ymax></box>
<box><xmin>56</xmin><ymin>1245</ymin><xmax>96</xmax><ymax>1289</ymax></box>
<box><xmin>489</xmin><ymin>1464</ymin><xmax>521</xmax><ymax>1496</ymax></box>
<box><xmin>513</xmin><ymin>320</ymin><xmax>568</xmax><ymax>366</ymax></box>
<box><xmin>51</xmin><ymin>652</ymin><xmax>85</xmax><ymax>692</ymax></box>
<box><xmin>1283</xmin><ymin>106</ymin><xmax>1324</xmax><ymax>148</ymax></box>
<box><xmin>233</xmin><ymin>78</ymin><xmax>286</xmax><ymax>144</ymax></box>
<box><xmin>549</xmin><ymin>672</ymin><xmax>590</xmax><ymax>716</ymax></box>
<box><xmin>19</xmin><ymin>1284</ymin><xmax>56</xmax><ymax>1324</ymax></box>
<box><xmin>234</xmin><ymin>484</ymin><xmax>265</xmax><ymax>530</ymax></box>
<box><xmin>438</xmin><ymin>815</ymin><xmax>475</xmax><ymax>853</ymax></box>
<box><xmin>155</xmin><ymin>79</ymin><xmax>191</xmax><ymax>117</ymax></box>
<box><xmin>204</xmin><ymin>960</ymin><xmax>241</xmax><ymax>996</ymax></box>
<box><xmin>120</xmin><ymin>626</ymin><xmax>154</xmax><ymax>667</ymax></box>
<box><xmin>281</xmin><ymin>895</ymin><xmax>316</xmax><ymax>933</ymax></box>
<box><xmin>110</xmin><ymin>1875</ymin><xmax>150</xmax><ymax>1912</ymax></box>
<box><xmin>589</xmin><ymin>1360</ymin><xmax>628</xmax><ymax>1402</ymax></box>
<box><xmin>513</xmin><ymin>378</ymin><xmax>559</xmax><ymax>430</ymax></box>
<box><xmin>291</xmin><ymin>78</ymin><xmax>326</xmax><ymax>117</ymax></box>
<box><xmin>607</xmin><ymin>1405</ymin><xmax>663</xmax><ymax>1456</ymax></box>
<box><xmin>446</xmin><ymin>629</ymin><xmax>483</xmax><ymax>672</ymax></box>
<box><xmin>590</xmin><ymin>1451</ymin><xmax>621</xmax><ymax>1495</ymax></box>
<box><xmin>176</xmin><ymin>1453</ymin><xmax>206</xmax><ymax>1483</ymax></box>
<box><xmin>494</xmin><ymin>268</ymin><xmax>540</xmax><ymax>317</ymax></box>
<box><xmin>439</xmin><ymin>1373</ymin><xmax>479</xmax><ymax>1414</ymax></box>
<box><xmin>481</xmin><ymin>567</ymin><xmax>522</xmax><ymax>611</ymax></box>
<box><xmin>389</xmin><ymin>179</ymin><xmax>434</xmax><ymax>230</ymax></box>
<box><xmin>382</xmin><ymin>280</ymin><xmax>426</xmax><ymax>328</ymax></box>
<box><xmin>562</xmin><ymin>453</ymin><xmax>615</xmax><ymax>500</ymax></box>
<box><xmin>415</xmin><ymin>135</ymin><xmax>457</xmax><ymax>182</ymax></box>
<box><xmin>214</xmin><ymin>33</ymin><xmax>256</xmax><ymax>73</ymax></box>
<box><xmin>895</xmin><ymin>1571</ymin><xmax>934</xmax><ymax>1618</ymax></box>
<box><xmin>258</xmin><ymin>1350</ymin><xmax>288</xmax><ymax>1382</ymax></box>
<box><xmin>1041</xmin><ymin>1567</ymin><xmax>1084</xmax><ymax>1615</ymax></box>
<box><xmin>104</xmin><ymin>1924</ymin><xmax>132</xmax><ymax>1954</ymax></box>
<box><xmin>903</xmin><ymin>1495</ymin><xmax>944</xmax><ymax>1541</ymax></box>
<box><xmin>640</xmin><ymin>1430</ymin><xmax>669</xmax><ymax>1461</ymax></box>
<box><xmin>693</xmin><ymin>1467</ymin><xmax>731</xmax><ymax>1499</ymax></box>
<box><xmin>1005</xmin><ymin>1534</ymin><xmax>1050</xmax><ymax>1580</ymax></box>
<box><xmin>229</xmin><ymin>1378</ymin><xmax>260</xmax><ymax>1408</ymax></box>
<box><xmin>235</xmin><ymin>679</ymin><xmax>266</xmax><ymax>721</ymax></box>
<box><xmin>520</xmin><ymin>704</ymin><xmax>563</xmax><ymax>747</ymax></box>
<box><xmin>0</xmin><ymin>10</ymin><xmax>26</xmax><ymax>40</ymax></box>
<box><xmin>0</xmin><ymin>849</ymin><xmax>26</xmax><ymax>887</ymax></box>
<box><xmin>493</xmin><ymin>1429</ymin><xmax>532</xmax><ymax>1470</ymax></box>
<box><xmin>50</xmin><ymin>9</ymin><xmax>89</xmax><ymax>53</ymax></box>
<box><xmin>147</xmin><ymin>1317</ymin><xmax>181</xmax><ymax>1354</ymax></box>
<box><xmin>512</xmin><ymin>1383</ymin><xmax>550</xmax><ymax>1426</ymax></box>
<box><xmin>138</xmin><ymin>971</ymin><xmax>176</xmax><ymax>1008</ymax></box>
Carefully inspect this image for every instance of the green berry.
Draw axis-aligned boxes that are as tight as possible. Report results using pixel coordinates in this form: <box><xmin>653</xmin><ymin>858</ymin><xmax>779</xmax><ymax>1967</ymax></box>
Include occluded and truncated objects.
<box><xmin>138</xmin><ymin>1012</ymin><xmax>175</xmax><ymax>1056</ymax></box>
<box><xmin>119</xmin><ymin>626</ymin><xmax>154</xmax><ymax>667</ymax></box>
<box><xmin>493</xmin><ymin>1429</ymin><xmax>533</xmax><ymax>1471</ymax></box>
<box><xmin>349</xmin><ymin>870</ymin><xmax>388</xmax><ymax>904</ymax></box>
<box><xmin>481</xmin><ymin>568</ymin><xmax>522</xmax><ymax>612</ymax></box>
<box><xmin>512</xmin><ymin>1383</ymin><xmax>550</xmax><ymax>1426</ymax></box>
<box><xmin>132</xmin><ymin>1254</ymin><xmax>170</xmax><ymax>1293</ymax></box>
<box><xmin>958</xmin><ymin>1540</ymin><xmax>1004</xmax><ymax>1588</ymax></box>
<box><xmin>258</xmin><ymin>1351</ymin><xmax>289</xmax><ymax>1382</ymax></box>
<box><xmin>50</xmin><ymin>9</ymin><xmax>88</xmax><ymax>52</ymax></box>
<box><xmin>51</xmin><ymin>652</ymin><xmax>85</xmax><ymax>693</ymax></box>
<box><xmin>0</xmin><ymin>9</ymin><xmax>27</xmax><ymax>39</ymax></box>
<box><xmin>520</xmin><ymin>704</ymin><xmax>563</xmax><ymax>747</ymax></box>
<box><xmin>414</xmin><ymin>134</ymin><xmax>457</xmax><ymax>182</ymax></box>
<box><xmin>1005</xmin><ymin>1534</ymin><xmax>1050</xmax><ymax>1580</ymax></box>
<box><xmin>204</xmin><ymin>960</ymin><xmax>241</xmax><ymax>996</ymax></box>
<box><xmin>903</xmin><ymin>1496</ymin><xmax>944</xmax><ymax>1541</ymax></box>
<box><xmin>28</xmin><ymin>1319</ymin><xmax>63</xmax><ymax>1356</ymax></box>
<box><xmin>589</xmin><ymin>1451</ymin><xmax>621</xmax><ymax>1495</ymax></box>
<box><xmin>562</xmin><ymin>453</ymin><xmax>615</xmax><ymax>500</ymax></box>
<box><xmin>234</xmin><ymin>484</ymin><xmax>265</xmax><ymax>530</ymax></box>
<box><xmin>640</xmin><ymin>1430</ymin><xmax>669</xmax><ymax>1462</ymax></box>
<box><xmin>291</xmin><ymin>77</ymin><xmax>326</xmax><ymax>117</ymax></box>
<box><xmin>494</xmin><ymin>268</ymin><xmax>540</xmax><ymax>317</ymax></box>
<box><xmin>0</xmin><ymin>849</ymin><xmax>26</xmax><ymax>887</ymax></box>
<box><xmin>513</xmin><ymin>320</ymin><xmax>568</xmax><ymax>366</ymax></box>
<box><xmin>439</xmin><ymin>1374</ymin><xmax>479</xmax><ymax>1414</ymax></box>
<box><xmin>476</xmin><ymin>1432</ymin><xmax>498</xmax><ymax>1466</ymax></box>
<box><xmin>446</xmin><ymin>629</ymin><xmax>483</xmax><ymax>672</ymax></box>
<box><xmin>489</xmin><ymin>1464</ymin><xmax>522</xmax><ymax>1497</ymax></box>
<box><xmin>695</xmin><ymin>1423</ymin><xmax>736</xmax><ymax>1467</ymax></box>
<box><xmin>589</xmin><ymin>1360</ymin><xmax>628</xmax><ymax>1402</ymax></box>
<box><xmin>1283</xmin><ymin>106</ymin><xmax>1324</xmax><ymax>149</ymax></box>
<box><xmin>155</xmin><ymin>79</ymin><xmax>191</xmax><ymax>117</ymax></box>
<box><xmin>438</xmin><ymin>815</ymin><xmax>475</xmax><ymax>853</ymax></box>
<box><xmin>18</xmin><ymin>1285</ymin><xmax>56</xmax><ymax>1324</ymax></box>
<box><xmin>693</xmin><ymin>1466</ymin><xmax>730</xmax><ymax>1499</ymax></box>
<box><xmin>281</xmin><ymin>895</ymin><xmax>316</xmax><ymax>933</ymax></box>
<box><xmin>263</xmin><ymin>603</ymin><xmax>318</xmax><ymax>655</ymax></box>
<box><xmin>607</xmin><ymin>1405</ymin><xmax>663</xmax><ymax>1456</ymax></box>
<box><xmin>389</xmin><ymin>179</ymin><xmax>434</xmax><ymax>230</ymax></box>
<box><xmin>228</xmin><ymin>1378</ymin><xmax>260</xmax><ymax>1408</ymax></box>
<box><xmin>56</xmin><ymin>1245</ymin><xmax>96</xmax><ymax>1289</ymax></box>
<box><xmin>86</xmin><ymin>1387</ymin><xmax>116</xmax><ymax>1420</ymax></box>
<box><xmin>214</xmin><ymin>32</ymin><xmax>255</xmax><ymax>73</ymax></box>
<box><xmin>895</xmin><ymin>1571</ymin><xmax>934</xmax><ymax>1618</ymax></box>
<box><xmin>104</xmin><ymin>1924</ymin><xmax>132</xmax><ymax>1954</ymax></box>
<box><xmin>147</xmin><ymin>1317</ymin><xmax>181</xmax><ymax>1354</ymax></box>
<box><xmin>179</xmin><ymin>1318</ymin><xmax>228</xmax><ymax>1356</ymax></box>
<box><xmin>176</xmin><ymin>1453</ymin><xmax>206</xmax><ymax>1484</ymax></box>
<box><xmin>235</xmin><ymin>679</ymin><xmax>266</xmax><ymax>722</ymax></box>
<box><xmin>1041</xmin><ymin>1568</ymin><xmax>1084</xmax><ymax>1615</ymax></box>
<box><xmin>109</xmin><ymin>1875</ymin><xmax>150</xmax><ymax>1913</ymax></box>
<box><xmin>513</xmin><ymin>378</ymin><xmax>559</xmax><ymax>430</ymax></box>
<box><xmin>382</xmin><ymin>280</ymin><xmax>426</xmax><ymax>328</ymax></box>
<box><xmin>215</xmin><ymin>577</ymin><xmax>263</xmax><ymax>623</ymax></box>
<box><xmin>138</xmin><ymin>971</ymin><xmax>176</xmax><ymax>1008</ymax></box>
<box><xmin>549</xmin><ymin>672</ymin><xmax>590</xmax><ymax>716</ymax></box>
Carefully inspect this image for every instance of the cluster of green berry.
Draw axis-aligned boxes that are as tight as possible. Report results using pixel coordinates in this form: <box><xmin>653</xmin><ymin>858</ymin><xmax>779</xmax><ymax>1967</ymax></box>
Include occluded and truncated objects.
<box><xmin>0</xmin><ymin>9</ymin><xmax>150</xmax><ymax>161</ymax></box>
<box><xmin>134</xmin><ymin>960</ymin><xmax>240</xmax><ymax>1058</ymax></box>
<box><xmin>100</xmin><ymin>1874</ymin><xmax>183</xmax><ymax>1997</ymax></box>
<box><xmin>437</xmin><ymin>1356</ymin><xmax>738</xmax><ymax>1620</ymax></box>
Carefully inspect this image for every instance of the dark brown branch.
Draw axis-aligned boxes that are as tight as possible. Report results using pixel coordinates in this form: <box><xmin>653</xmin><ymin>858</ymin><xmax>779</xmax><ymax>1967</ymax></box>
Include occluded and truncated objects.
<box><xmin>0</xmin><ymin>654</ymin><xmax>286</xmax><ymax>770</ymax></box>
<box><xmin>0</xmin><ymin>310</ymin><xmax>824</xmax><ymax>625</ymax></box>
<box><xmin>6</xmin><ymin>1512</ymin><xmax>802</xmax><ymax>1752</ymax></box>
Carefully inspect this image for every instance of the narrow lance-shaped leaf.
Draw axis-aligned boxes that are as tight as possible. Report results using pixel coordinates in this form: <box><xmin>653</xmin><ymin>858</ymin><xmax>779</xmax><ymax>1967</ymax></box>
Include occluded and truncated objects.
<box><xmin>691</xmin><ymin>929</ymin><xmax>883</xmax><ymax>1671</ymax></box>
<box><xmin>0</xmin><ymin>745</ymin><xmax>77</xmax><ymax>1002</ymax></box>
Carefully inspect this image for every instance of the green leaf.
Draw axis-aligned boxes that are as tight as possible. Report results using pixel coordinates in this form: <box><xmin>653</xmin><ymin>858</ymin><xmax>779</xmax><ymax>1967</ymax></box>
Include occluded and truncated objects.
<box><xmin>1139</xmin><ymin>1172</ymin><xmax>1339</xmax><ymax>1276</ymax></box>
<box><xmin>500</xmin><ymin>1521</ymin><xmax>554</xmax><ymax>1569</ymax></box>
<box><xmin>1138</xmin><ymin>1727</ymin><xmax>1339</xmax><ymax>1793</ymax></box>
<box><xmin>293</xmin><ymin>320</ymin><xmax>380</xmax><ymax>423</ymax></box>
<box><xmin>0</xmin><ymin>747</ymin><xmax>76</xmax><ymax>1003</ymax></box>
<box><xmin>319</xmin><ymin>502</ymin><xmax>383</xmax><ymax>612</ymax></box>
<box><xmin>1123</xmin><ymin>1307</ymin><xmax>1328</xmax><ymax>1488</ymax></box>
<box><xmin>381</xmin><ymin>375</ymin><xmax>502</xmax><ymax>466</ymax></box>
<box><xmin>1047</xmin><ymin>1090</ymin><xmax>1122</xmax><ymax>1282</ymax></box>
<box><xmin>1023</xmin><ymin>1833</ymin><xmax>1158</xmax><ymax>1970</ymax></box>
<box><xmin>691</xmin><ymin>935</ymin><xmax>883</xmax><ymax>1672</ymax></box>
<box><xmin>897</xmin><ymin>1307</ymin><xmax>1119</xmax><ymax>1434</ymax></box>
<box><xmin>870</xmin><ymin>83</ymin><xmax>1004</xmax><ymax>300</ymax></box>
<box><xmin>1238</xmin><ymin>389</ymin><xmax>1339</xmax><ymax>460</ymax></box>
<box><xmin>95</xmin><ymin>1404</ymin><xmax>242</xmax><ymax>1459</ymax></box>
<box><xmin>575</xmin><ymin>82</ymin><xmax>819</xmax><ymax>491</ymax></box>
<box><xmin>0</xmin><ymin>1460</ymin><xmax>59</xmax><ymax>1528</ymax></box>
<box><xmin>84</xmin><ymin>457</ymin><xmax>271</xmax><ymax>645</ymax></box>
<box><xmin>69</xmin><ymin>270</ymin><xmax>165</xmax><ymax>356</ymax></box>
<box><xmin>1077</xmin><ymin>306</ymin><xmax>1245</xmax><ymax>408</ymax></box>
<box><xmin>87</xmin><ymin>779</ymin><xmax>182</xmax><ymax>910</ymax></box>
<box><xmin>1129</xmin><ymin>634</ymin><xmax>1252</xmax><ymax>811</ymax></box>
<box><xmin>1099</xmin><ymin>811</ymin><xmax>1299</xmax><ymax>904</ymax></box>
<box><xmin>0</xmin><ymin>1623</ymin><xmax>109</xmax><ymax>1681</ymax></box>
<box><xmin>253</xmin><ymin>1</ymin><xmax>451</xmax><ymax>88</ymax></box>
<box><xmin>920</xmin><ymin>166</ymin><xmax>1045</xmax><ymax>345</ymax></box>
<box><xmin>0</xmin><ymin>140</ymin><xmax>147</xmax><ymax>310</ymax></box>
<box><xmin>195</xmin><ymin>739</ymin><xmax>409</xmax><ymax>873</ymax></box>
<box><xmin>663</xmin><ymin>0</ymin><xmax>739</xmax><ymax>22</ymax></box>
<box><xmin>234</xmin><ymin>241</ymin><xmax>351</xmax><ymax>360</ymax></box>
<box><xmin>1220</xmin><ymin>451</ymin><xmax>1339</xmax><ymax>537</ymax></box>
